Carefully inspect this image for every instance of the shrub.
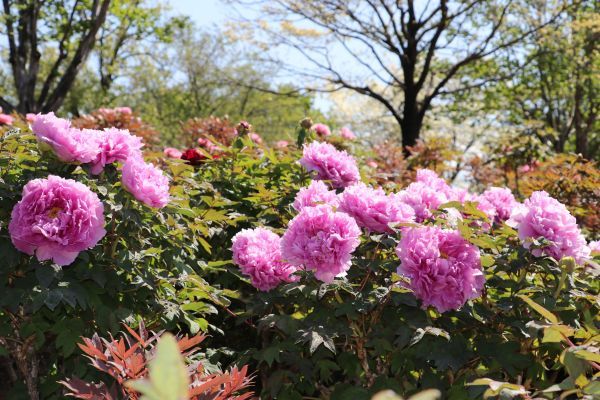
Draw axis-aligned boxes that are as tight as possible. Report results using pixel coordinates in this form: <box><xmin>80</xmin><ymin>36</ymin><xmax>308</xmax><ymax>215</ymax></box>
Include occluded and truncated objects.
<box><xmin>1</xmin><ymin>114</ymin><xmax>598</xmax><ymax>400</ymax></box>
<box><xmin>0</xmin><ymin>120</ymin><xmax>235</xmax><ymax>398</ymax></box>
<box><xmin>72</xmin><ymin>107</ymin><xmax>159</xmax><ymax>145</ymax></box>
<box><xmin>192</xmin><ymin>131</ymin><xmax>599</xmax><ymax>399</ymax></box>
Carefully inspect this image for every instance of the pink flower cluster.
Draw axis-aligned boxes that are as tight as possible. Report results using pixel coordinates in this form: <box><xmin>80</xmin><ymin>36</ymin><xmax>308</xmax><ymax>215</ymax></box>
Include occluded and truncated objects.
<box><xmin>338</xmin><ymin>183</ymin><xmax>414</xmax><ymax>233</ymax></box>
<box><xmin>293</xmin><ymin>180</ymin><xmax>339</xmax><ymax>211</ymax></box>
<box><xmin>229</xmin><ymin>148</ymin><xmax>594</xmax><ymax>305</ymax></box>
<box><xmin>9</xmin><ymin>175</ymin><xmax>106</xmax><ymax>266</ymax></box>
<box><xmin>281</xmin><ymin>205</ymin><xmax>361</xmax><ymax>283</ymax></box>
<box><xmin>231</xmin><ymin>228</ymin><xmax>298</xmax><ymax>291</ymax></box>
<box><xmin>33</xmin><ymin>113</ymin><xmax>100</xmax><ymax>164</ymax></box>
<box><xmin>32</xmin><ymin>113</ymin><xmax>142</xmax><ymax>172</ymax></box>
<box><xmin>32</xmin><ymin>113</ymin><xmax>169</xmax><ymax>209</ymax></box>
<box><xmin>508</xmin><ymin>191</ymin><xmax>590</xmax><ymax>263</ymax></box>
<box><xmin>396</xmin><ymin>226</ymin><xmax>484</xmax><ymax>312</ymax></box>
<box><xmin>299</xmin><ymin>141</ymin><xmax>360</xmax><ymax>188</ymax></box>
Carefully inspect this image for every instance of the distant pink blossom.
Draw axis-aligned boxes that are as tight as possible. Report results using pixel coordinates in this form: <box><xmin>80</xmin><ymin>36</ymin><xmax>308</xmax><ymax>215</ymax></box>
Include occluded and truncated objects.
<box><xmin>518</xmin><ymin>164</ymin><xmax>531</xmax><ymax>173</ymax></box>
<box><xmin>163</xmin><ymin>147</ymin><xmax>183</xmax><ymax>159</ymax></box>
<box><xmin>197</xmin><ymin>137</ymin><xmax>219</xmax><ymax>153</ymax></box>
<box><xmin>339</xmin><ymin>127</ymin><xmax>356</xmax><ymax>140</ymax></box>
<box><xmin>26</xmin><ymin>113</ymin><xmax>37</xmax><ymax>123</ymax></box>
<box><xmin>311</xmin><ymin>123</ymin><xmax>331</xmax><ymax>137</ymax></box>
<box><xmin>589</xmin><ymin>241</ymin><xmax>600</xmax><ymax>254</ymax></box>
<box><xmin>281</xmin><ymin>205</ymin><xmax>361</xmax><ymax>283</ymax></box>
<box><xmin>507</xmin><ymin>191</ymin><xmax>590</xmax><ymax>263</ymax></box>
<box><xmin>367</xmin><ymin>161</ymin><xmax>378</xmax><ymax>168</ymax></box>
<box><xmin>121</xmin><ymin>156</ymin><xmax>170</xmax><ymax>208</ymax></box>
<box><xmin>0</xmin><ymin>113</ymin><xmax>14</xmax><ymax>125</ymax></box>
<box><xmin>249</xmin><ymin>133</ymin><xmax>262</xmax><ymax>144</ymax></box>
<box><xmin>481</xmin><ymin>187</ymin><xmax>519</xmax><ymax>222</ymax></box>
<box><xmin>114</xmin><ymin>107</ymin><xmax>132</xmax><ymax>115</ymax></box>
<box><xmin>32</xmin><ymin>113</ymin><xmax>100</xmax><ymax>164</ymax></box>
<box><xmin>231</xmin><ymin>227</ymin><xmax>298</xmax><ymax>291</ymax></box>
<box><xmin>9</xmin><ymin>175</ymin><xmax>106</xmax><ymax>266</ymax></box>
<box><xmin>299</xmin><ymin>141</ymin><xmax>360</xmax><ymax>189</ymax></box>
<box><xmin>276</xmin><ymin>140</ymin><xmax>289</xmax><ymax>149</ymax></box>
<box><xmin>89</xmin><ymin>128</ymin><xmax>143</xmax><ymax>175</ymax></box>
<box><xmin>396</xmin><ymin>226</ymin><xmax>484</xmax><ymax>313</ymax></box>
<box><xmin>339</xmin><ymin>183</ymin><xmax>415</xmax><ymax>233</ymax></box>
<box><xmin>293</xmin><ymin>180</ymin><xmax>339</xmax><ymax>211</ymax></box>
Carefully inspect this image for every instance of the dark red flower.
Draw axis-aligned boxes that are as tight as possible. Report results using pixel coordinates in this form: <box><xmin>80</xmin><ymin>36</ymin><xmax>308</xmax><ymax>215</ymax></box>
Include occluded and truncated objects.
<box><xmin>181</xmin><ymin>148</ymin><xmax>206</xmax><ymax>165</ymax></box>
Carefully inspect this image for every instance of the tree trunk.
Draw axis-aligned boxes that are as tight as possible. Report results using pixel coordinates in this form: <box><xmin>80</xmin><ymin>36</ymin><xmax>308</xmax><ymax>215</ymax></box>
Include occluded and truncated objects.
<box><xmin>400</xmin><ymin>93</ymin><xmax>423</xmax><ymax>154</ymax></box>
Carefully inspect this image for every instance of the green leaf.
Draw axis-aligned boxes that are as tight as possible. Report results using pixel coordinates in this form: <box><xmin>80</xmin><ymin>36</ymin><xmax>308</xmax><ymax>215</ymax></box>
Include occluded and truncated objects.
<box><xmin>518</xmin><ymin>295</ymin><xmax>559</xmax><ymax>324</ymax></box>
<box><xmin>125</xmin><ymin>334</ymin><xmax>189</xmax><ymax>400</ymax></box>
<box><xmin>371</xmin><ymin>390</ymin><xmax>404</xmax><ymax>400</ymax></box>
<box><xmin>35</xmin><ymin>265</ymin><xmax>59</xmax><ymax>288</ymax></box>
<box><xmin>408</xmin><ymin>389</ymin><xmax>442</xmax><ymax>400</ymax></box>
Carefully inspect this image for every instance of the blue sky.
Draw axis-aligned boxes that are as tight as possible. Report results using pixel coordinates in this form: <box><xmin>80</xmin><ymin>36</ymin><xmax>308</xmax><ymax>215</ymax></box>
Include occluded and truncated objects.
<box><xmin>168</xmin><ymin>0</ymin><xmax>231</xmax><ymax>27</ymax></box>
<box><xmin>166</xmin><ymin>0</ymin><xmax>334</xmax><ymax>111</ymax></box>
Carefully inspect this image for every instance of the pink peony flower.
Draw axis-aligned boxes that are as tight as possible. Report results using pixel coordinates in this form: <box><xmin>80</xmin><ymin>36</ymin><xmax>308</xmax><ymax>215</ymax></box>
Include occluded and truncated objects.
<box><xmin>396</xmin><ymin>226</ymin><xmax>484</xmax><ymax>313</ymax></box>
<box><xmin>276</xmin><ymin>140</ymin><xmax>289</xmax><ymax>149</ymax></box>
<box><xmin>0</xmin><ymin>113</ymin><xmax>14</xmax><ymax>125</ymax></box>
<box><xmin>32</xmin><ymin>113</ymin><xmax>100</xmax><ymax>164</ymax></box>
<box><xmin>121</xmin><ymin>156</ymin><xmax>170</xmax><ymax>208</ymax></box>
<box><xmin>9</xmin><ymin>175</ymin><xmax>106</xmax><ymax>266</ymax></box>
<box><xmin>339</xmin><ymin>127</ymin><xmax>356</xmax><ymax>140</ymax></box>
<box><xmin>468</xmin><ymin>194</ymin><xmax>497</xmax><ymax>225</ymax></box>
<box><xmin>231</xmin><ymin>227</ymin><xmax>298</xmax><ymax>291</ymax></box>
<box><xmin>89</xmin><ymin>128</ymin><xmax>143</xmax><ymax>175</ymax></box>
<box><xmin>281</xmin><ymin>205</ymin><xmax>361</xmax><ymax>283</ymax></box>
<box><xmin>416</xmin><ymin>169</ymin><xmax>454</xmax><ymax>196</ymax></box>
<box><xmin>163</xmin><ymin>147</ymin><xmax>183</xmax><ymax>159</ymax></box>
<box><xmin>507</xmin><ymin>191</ymin><xmax>590</xmax><ymax>263</ymax></box>
<box><xmin>299</xmin><ymin>141</ymin><xmax>360</xmax><ymax>189</ymax></box>
<box><xmin>311</xmin><ymin>123</ymin><xmax>331</xmax><ymax>137</ymax></box>
<box><xmin>293</xmin><ymin>180</ymin><xmax>339</xmax><ymax>211</ymax></box>
<box><xmin>481</xmin><ymin>187</ymin><xmax>519</xmax><ymax>222</ymax></box>
<box><xmin>338</xmin><ymin>183</ymin><xmax>415</xmax><ymax>233</ymax></box>
<box><xmin>398</xmin><ymin>170</ymin><xmax>463</xmax><ymax>222</ymax></box>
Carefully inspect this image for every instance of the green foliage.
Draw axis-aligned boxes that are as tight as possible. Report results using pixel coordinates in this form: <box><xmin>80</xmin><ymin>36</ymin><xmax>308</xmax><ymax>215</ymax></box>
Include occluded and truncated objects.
<box><xmin>165</xmin><ymin>131</ymin><xmax>599</xmax><ymax>399</ymax></box>
<box><xmin>0</xmin><ymin>127</ymin><xmax>235</xmax><ymax>397</ymax></box>
<box><xmin>1</xmin><ymin>118</ymin><xmax>598</xmax><ymax>399</ymax></box>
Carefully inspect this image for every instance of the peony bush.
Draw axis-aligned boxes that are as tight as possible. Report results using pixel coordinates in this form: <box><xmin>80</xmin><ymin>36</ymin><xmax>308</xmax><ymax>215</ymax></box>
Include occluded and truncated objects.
<box><xmin>0</xmin><ymin>114</ymin><xmax>598</xmax><ymax>399</ymax></box>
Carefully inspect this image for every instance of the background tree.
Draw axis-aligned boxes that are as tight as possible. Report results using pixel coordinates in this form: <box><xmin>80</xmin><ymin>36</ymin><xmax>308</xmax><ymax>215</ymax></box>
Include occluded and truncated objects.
<box><xmin>0</xmin><ymin>0</ymin><xmax>180</xmax><ymax>114</ymax></box>
<box><xmin>483</xmin><ymin>0</ymin><xmax>599</xmax><ymax>159</ymax></box>
<box><xmin>0</xmin><ymin>0</ymin><xmax>111</xmax><ymax>113</ymax></box>
<box><xmin>228</xmin><ymin>0</ymin><xmax>560</xmax><ymax>151</ymax></box>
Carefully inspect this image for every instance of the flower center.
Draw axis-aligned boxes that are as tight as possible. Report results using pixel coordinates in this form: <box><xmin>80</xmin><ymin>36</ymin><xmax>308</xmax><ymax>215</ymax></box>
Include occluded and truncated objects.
<box><xmin>47</xmin><ymin>206</ymin><xmax>62</xmax><ymax>218</ymax></box>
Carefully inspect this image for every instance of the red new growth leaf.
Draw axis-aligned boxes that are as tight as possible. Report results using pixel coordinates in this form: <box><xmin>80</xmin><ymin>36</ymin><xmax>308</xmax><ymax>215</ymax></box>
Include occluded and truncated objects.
<box><xmin>60</xmin><ymin>321</ymin><xmax>254</xmax><ymax>399</ymax></box>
